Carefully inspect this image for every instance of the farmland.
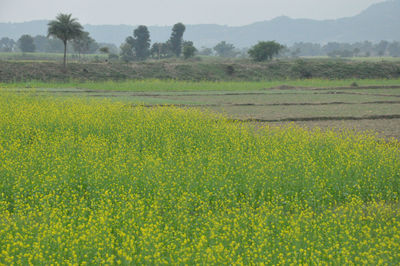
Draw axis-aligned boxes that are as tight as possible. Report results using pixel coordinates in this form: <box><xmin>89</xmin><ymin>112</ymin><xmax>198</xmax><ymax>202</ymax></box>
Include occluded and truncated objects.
<box><xmin>1</xmin><ymin>77</ymin><xmax>400</xmax><ymax>265</ymax></box>
<box><xmin>3</xmin><ymin>79</ymin><xmax>400</xmax><ymax>139</ymax></box>
<box><xmin>0</xmin><ymin>88</ymin><xmax>399</xmax><ymax>264</ymax></box>
<box><xmin>2</xmin><ymin>0</ymin><xmax>400</xmax><ymax>263</ymax></box>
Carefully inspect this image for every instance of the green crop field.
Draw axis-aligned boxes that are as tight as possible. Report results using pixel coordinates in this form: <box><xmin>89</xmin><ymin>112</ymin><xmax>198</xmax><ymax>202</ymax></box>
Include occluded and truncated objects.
<box><xmin>0</xmin><ymin>90</ymin><xmax>399</xmax><ymax>264</ymax></box>
<box><xmin>3</xmin><ymin>78</ymin><xmax>400</xmax><ymax>91</ymax></box>
<box><xmin>1</xmin><ymin>78</ymin><xmax>400</xmax><ymax>264</ymax></box>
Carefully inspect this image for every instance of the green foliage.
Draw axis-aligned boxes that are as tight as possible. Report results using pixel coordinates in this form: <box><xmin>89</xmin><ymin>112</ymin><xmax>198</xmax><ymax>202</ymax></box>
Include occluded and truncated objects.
<box><xmin>132</xmin><ymin>25</ymin><xmax>151</xmax><ymax>60</ymax></box>
<box><xmin>99</xmin><ymin>47</ymin><xmax>109</xmax><ymax>54</ymax></box>
<box><xmin>169</xmin><ymin>23</ymin><xmax>186</xmax><ymax>57</ymax></box>
<box><xmin>47</xmin><ymin>14</ymin><xmax>84</xmax><ymax>44</ymax></box>
<box><xmin>72</xmin><ymin>32</ymin><xmax>98</xmax><ymax>56</ymax></box>
<box><xmin>121</xmin><ymin>26</ymin><xmax>151</xmax><ymax>61</ymax></box>
<box><xmin>183</xmin><ymin>41</ymin><xmax>197</xmax><ymax>59</ymax></box>
<box><xmin>32</xmin><ymin>35</ymin><xmax>48</xmax><ymax>53</ymax></box>
<box><xmin>45</xmin><ymin>38</ymin><xmax>64</xmax><ymax>53</ymax></box>
<box><xmin>0</xmin><ymin>37</ymin><xmax>15</xmax><ymax>52</ymax></box>
<box><xmin>248</xmin><ymin>41</ymin><xmax>284</xmax><ymax>61</ymax></box>
<box><xmin>388</xmin><ymin>42</ymin><xmax>400</xmax><ymax>57</ymax></box>
<box><xmin>4</xmin><ymin>78</ymin><xmax>400</xmax><ymax>92</ymax></box>
<box><xmin>213</xmin><ymin>41</ymin><xmax>237</xmax><ymax>58</ymax></box>
<box><xmin>198</xmin><ymin>47</ymin><xmax>213</xmax><ymax>56</ymax></box>
<box><xmin>18</xmin><ymin>35</ymin><xmax>35</xmax><ymax>53</ymax></box>
<box><xmin>119</xmin><ymin>42</ymin><xmax>134</xmax><ymax>62</ymax></box>
<box><xmin>151</xmin><ymin>42</ymin><xmax>171</xmax><ymax>59</ymax></box>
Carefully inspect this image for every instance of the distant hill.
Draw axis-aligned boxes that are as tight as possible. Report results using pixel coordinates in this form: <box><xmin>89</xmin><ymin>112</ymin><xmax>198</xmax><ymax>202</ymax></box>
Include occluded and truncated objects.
<box><xmin>1</xmin><ymin>0</ymin><xmax>400</xmax><ymax>48</ymax></box>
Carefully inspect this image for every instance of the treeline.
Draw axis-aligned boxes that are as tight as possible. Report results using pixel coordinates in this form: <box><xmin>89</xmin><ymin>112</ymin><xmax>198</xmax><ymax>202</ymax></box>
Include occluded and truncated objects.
<box><xmin>120</xmin><ymin>23</ymin><xmax>197</xmax><ymax>61</ymax></box>
<box><xmin>0</xmin><ymin>35</ymin><xmax>117</xmax><ymax>56</ymax></box>
<box><xmin>2</xmin><ymin>15</ymin><xmax>400</xmax><ymax>61</ymax></box>
<box><xmin>197</xmin><ymin>41</ymin><xmax>400</xmax><ymax>58</ymax></box>
<box><xmin>4</xmin><ymin>34</ymin><xmax>400</xmax><ymax>60</ymax></box>
<box><xmin>286</xmin><ymin>41</ymin><xmax>400</xmax><ymax>58</ymax></box>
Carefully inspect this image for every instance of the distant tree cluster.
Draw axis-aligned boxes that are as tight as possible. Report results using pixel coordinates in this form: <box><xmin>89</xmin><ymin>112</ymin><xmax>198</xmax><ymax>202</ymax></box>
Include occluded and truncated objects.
<box><xmin>0</xmin><ymin>37</ymin><xmax>16</xmax><ymax>52</ymax></box>
<box><xmin>213</xmin><ymin>41</ymin><xmax>239</xmax><ymax>58</ymax></box>
<box><xmin>248</xmin><ymin>41</ymin><xmax>284</xmax><ymax>61</ymax></box>
<box><xmin>72</xmin><ymin>32</ymin><xmax>99</xmax><ymax>58</ymax></box>
<box><xmin>120</xmin><ymin>22</ymin><xmax>197</xmax><ymax>62</ymax></box>
<box><xmin>18</xmin><ymin>35</ymin><xmax>35</xmax><ymax>53</ymax></box>
<box><xmin>1</xmin><ymin>32</ymin><xmax>107</xmax><ymax>56</ymax></box>
<box><xmin>1</xmin><ymin>35</ymin><xmax>65</xmax><ymax>53</ymax></box>
<box><xmin>286</xmin><ymin>41</ymin><xmax>400</xmax><ymax>58</ymax></box>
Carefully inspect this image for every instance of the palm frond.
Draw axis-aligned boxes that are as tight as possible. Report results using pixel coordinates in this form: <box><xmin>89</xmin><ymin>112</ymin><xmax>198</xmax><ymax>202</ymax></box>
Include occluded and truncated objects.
<box><xmin>47</xmin><ymin>13</ymin><xmax>83</xmax><ymax>42</ymax></box>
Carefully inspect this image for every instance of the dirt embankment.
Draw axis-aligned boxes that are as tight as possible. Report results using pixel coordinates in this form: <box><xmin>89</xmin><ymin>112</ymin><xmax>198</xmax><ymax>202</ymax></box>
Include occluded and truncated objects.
<box><xmin>1</xmin><ymin>59</ymin><xmax>400</xmax><ymax>82</ymax></box>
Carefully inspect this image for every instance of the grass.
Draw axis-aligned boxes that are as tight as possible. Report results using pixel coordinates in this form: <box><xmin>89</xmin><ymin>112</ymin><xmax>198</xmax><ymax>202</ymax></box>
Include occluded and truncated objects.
<box><xmin>2</xmin><ymin>78</ymin><xmax>400</xmax><ymax>92</ymax></box>
<box><xmin>0</xmin><ymin>91</ymin><xmax>399</xmax><ymax>264</ymax></box>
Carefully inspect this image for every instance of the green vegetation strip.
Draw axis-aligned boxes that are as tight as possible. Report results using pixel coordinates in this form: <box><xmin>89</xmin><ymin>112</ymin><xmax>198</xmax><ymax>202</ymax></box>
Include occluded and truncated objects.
<box><xmin>2</xmin><ymin>78</ymin><xmax>400</xmax><ymax>92</ymax></box>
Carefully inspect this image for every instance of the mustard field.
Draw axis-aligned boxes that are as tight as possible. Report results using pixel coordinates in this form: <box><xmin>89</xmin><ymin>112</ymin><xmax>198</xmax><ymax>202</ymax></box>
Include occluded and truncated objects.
<box><xmin>0</xmin><ymin>92</ymin><xmax>399</xmax><ymax>264</ymax></box>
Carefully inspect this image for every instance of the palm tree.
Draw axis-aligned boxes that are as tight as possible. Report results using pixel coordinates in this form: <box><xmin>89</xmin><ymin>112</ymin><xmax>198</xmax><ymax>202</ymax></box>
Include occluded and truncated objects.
<box><xmin>48</xmin><ymin>14</ymin><xmax>83</xmax><ymax>69</ymax></box>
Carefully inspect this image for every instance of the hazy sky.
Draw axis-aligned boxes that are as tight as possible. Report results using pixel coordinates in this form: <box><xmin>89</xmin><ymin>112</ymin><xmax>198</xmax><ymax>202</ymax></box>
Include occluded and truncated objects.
<box><xmin>0</xmin><ymin>0</ymin><xmax>385</xmax><ymax>26</ymax></box>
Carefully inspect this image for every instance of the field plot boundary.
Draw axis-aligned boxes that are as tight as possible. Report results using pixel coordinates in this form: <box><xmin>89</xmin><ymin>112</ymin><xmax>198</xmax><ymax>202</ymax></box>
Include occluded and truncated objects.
<box><xmin>266</xmin><ymin>85</ymin><xmax>400</xmax><ymax>91</ymax></box>
<box><xmin>9</xmin><ymin>90</ymin><xmax>400</xmax><ymax>98</ymax></box>
<box><xmin>233</xmin><ymin>114</ymin><xmax>400</xmax><ymax>123</ymax></box>
<box><xmin>129</xmin><ymin>101</ymin><xmax>400</xmax><ymax>107</ymax></box>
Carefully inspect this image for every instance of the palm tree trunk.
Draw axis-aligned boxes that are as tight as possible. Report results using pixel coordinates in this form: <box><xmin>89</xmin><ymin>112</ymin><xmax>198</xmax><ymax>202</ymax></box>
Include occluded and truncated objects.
<box><xmin>63</xmin><ymin>41</ymin><xmax>67</xmax><ymax>69</ymax></box>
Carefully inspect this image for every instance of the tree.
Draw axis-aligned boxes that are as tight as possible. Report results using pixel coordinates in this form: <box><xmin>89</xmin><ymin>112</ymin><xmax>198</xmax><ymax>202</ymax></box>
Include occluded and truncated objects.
<box><xmin>46</xmin><ymin>38</ymin><xmax>64</xmax><ymax>53</ymax></box>
<box><xmin>169</xmin><ymin>23</ymin><xmax>185</xmax><ymax>57</ymax></box>
<box><xmin>353</xmin><ymin>48</ymin><xmax>360</xmax><ymax>57</ymax></box>
<box><xmin>18</xmin><ymin>35</ymin><xmax>35</xmax><ymax>53</ymax></box>
<box><xmin>72</xmin><ymin>31</ymin><xmax>98</xmax><ymax>58</ymax></box>
<box><xmin>213</xmin><ymin>41</ymin><xmax>238</xmax><ymax>58</ymax></box>
<box><xmin>248</xmin><ymin>41</ymin><xmax>284</xmax><ymax>61</ymax></box>
<box><xmin>322</xmin><ymin>42</ymin><xmax>341</xmax><ymax>55</ymax></box>
<box><xmin>120</xmin><ymin>42</ymin><xmax>134</xmax><ymax>62</ymax></box>
<box><xmin>132</xmin><ymin>25</ymin><xmax>151</xmax><ymax>60</ymax></box>
<box><xmin>98</xmin><ymin>43</ymin><xmax>119</xmax><ymax>54</ymax></box>
<box><xmin>0</xmin><ymin>37</ymin><xmax>16</xmax><ymax>52</ymax></box>
<box><xmin>198</xmin><ymin>47</ymin><xmax>213</xmax><ymax>56</ymax></box>
<box><xmin>376</xmin><ymin>40</ymin><xmax>389</xmax><ymax>56</ymax></box>
<box><xmin>99</xmin><ymin>47</ymin><xmax>109</xmax><ymax>54</ymax></box>
<box><xmin>47</xmin><ymin>13</ymin><xmax>84</xmax><ymax>69</ymax></box>
<box><xmin>388</xmin><ymin>42</ymin><xmax>400</xmax><ymax>57</ymax></box>
<box><xmin>183</xmin><ymin>41</ymin><xmax>197</xmax><ymax>59</ymax></box>
<box><xmin>33</xmin><ymin>35</ymin><xmax>48</xmax><ymax>52</ymax></box>
<box><xmin>151</xmin><ymin>42</ymin><xmax>170</xmax><ymax>59</ymax></box>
